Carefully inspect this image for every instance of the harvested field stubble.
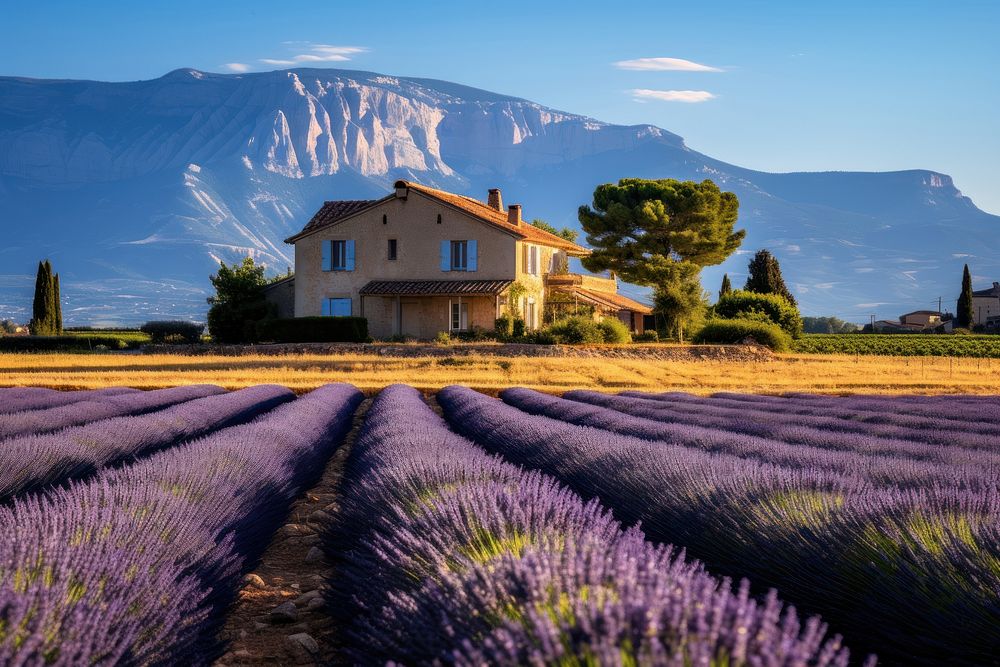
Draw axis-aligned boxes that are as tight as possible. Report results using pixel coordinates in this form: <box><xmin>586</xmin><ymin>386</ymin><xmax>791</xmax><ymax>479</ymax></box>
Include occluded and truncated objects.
<box><xmin>2</xmin><ymin>351</ymin><xmax>1000</xmax><ymax>394</ymax></box>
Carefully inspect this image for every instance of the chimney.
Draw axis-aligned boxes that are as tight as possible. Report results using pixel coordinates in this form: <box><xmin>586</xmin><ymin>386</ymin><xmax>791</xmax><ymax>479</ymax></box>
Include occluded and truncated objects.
<box><xmin>487</xmin><ymin>188</ymin><xmax>503</xmax><ymax>211</ymax></box>
<box><xmin>507</xmin><ymin>204</ymin><xmax>522</xmax><ymax>226</ymax></box>
<box><xmin>394</xmin><ymin>180</ymin><xmax>408</xmax><ymax>199</ymax></box>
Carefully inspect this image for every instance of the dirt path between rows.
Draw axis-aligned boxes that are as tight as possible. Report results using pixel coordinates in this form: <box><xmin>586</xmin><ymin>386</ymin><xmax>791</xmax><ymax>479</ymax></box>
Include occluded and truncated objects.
<box><xmin>214</xmin><ymin>398</ymin><xmax>371</xmax><ymax>666</ymax></box>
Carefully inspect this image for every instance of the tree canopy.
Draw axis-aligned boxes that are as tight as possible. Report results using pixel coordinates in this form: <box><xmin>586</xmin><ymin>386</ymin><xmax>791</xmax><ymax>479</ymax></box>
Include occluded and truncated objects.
<box><xmin>529</xmin><ymin>219</ymin><xmax>578</xmax><ymax>243</ymax></box>
<box><xmin>579</xmin><ymin>178</ymin><xmax>743</xmax><ymax>284</ymax></box>
<box><xmin>719</xmin><ymin>274</ymin><xmax>732</xmax><ymax>300</ymax></box>
<box><xmin>206</xmin><ymin>257</ymin><xmax>271</xmax><ymax>343</ymax></box>
<box><xmin>802</xmin><ymin>316</ymin><xmax>859</xmax><ymax>334</ymax></box>
<box><xmin>578</xmin><ymin>178</ymin><xmax>743</xmax><ymax>339</ymax></box>
<box><xmin>744</xmin><ymin>250</ymin><xmax>796</xmax><ymax>307</ymax></box>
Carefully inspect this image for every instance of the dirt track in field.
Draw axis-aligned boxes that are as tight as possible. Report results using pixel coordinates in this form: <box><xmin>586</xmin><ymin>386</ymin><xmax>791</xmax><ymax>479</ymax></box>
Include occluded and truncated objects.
<box><xmin>213</xmin><ymin>398</ymin><xmax>370</xmax><ymax>666</ymax></box>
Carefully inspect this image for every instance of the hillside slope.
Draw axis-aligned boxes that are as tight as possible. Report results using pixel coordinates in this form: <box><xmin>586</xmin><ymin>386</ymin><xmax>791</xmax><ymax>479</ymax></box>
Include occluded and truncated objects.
<box><xmin>0</xmin><ymin>67</ymin><xmax>994</xmax><ymax>323</ymax></box>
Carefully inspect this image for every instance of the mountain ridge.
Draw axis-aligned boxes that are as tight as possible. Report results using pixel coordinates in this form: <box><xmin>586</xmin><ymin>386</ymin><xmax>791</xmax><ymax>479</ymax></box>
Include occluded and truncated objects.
<box><xmin>0</xmin><ymin>67</ymin><xmax>995</xmax><ymax>324</ymax></box>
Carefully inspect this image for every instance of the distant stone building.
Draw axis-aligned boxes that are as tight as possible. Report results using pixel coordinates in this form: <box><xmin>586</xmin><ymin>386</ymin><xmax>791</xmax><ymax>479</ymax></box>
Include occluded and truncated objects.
<box><xmin>972</xmin><ymin>282</ymin><xmax>1000</xmax><ymax>327</ymax></box>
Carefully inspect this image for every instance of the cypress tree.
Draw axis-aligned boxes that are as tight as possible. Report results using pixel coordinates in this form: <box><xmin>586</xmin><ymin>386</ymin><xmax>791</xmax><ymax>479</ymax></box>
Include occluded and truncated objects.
<box><xmin>719</xmin><ymin>273</ymin><xmax>732</xmax><ymax>300</ymax></box>
<box><xmin>30</xmin><ymin>261</ymin><xmax>56</xmax><ymax>335</ymax></box>
<box><xmin>745</xmin><ymin>249</ymin><xmax>797</xmax><ymax>307</ymax></box>
<box><xmin>53</xmin><ymin>272</ymin><xmax>63</xmax><ymax>333</ymax></box>
<box><xmin>957</xmin><ymin>263</ymin><xmax>974</xmax><ymax>329</ymax></box>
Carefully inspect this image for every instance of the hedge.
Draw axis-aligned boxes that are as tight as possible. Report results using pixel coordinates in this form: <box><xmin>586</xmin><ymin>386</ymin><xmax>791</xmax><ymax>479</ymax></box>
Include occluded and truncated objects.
<box><xmin>714</xmin><ymin>290</ymin><xmax>802</xmax><ymax>338</ymax></box>
<box><xmin>139</xmin><ymin>320</ymin><xmax>203</xmax><ymax>344</ymax></box>
<box><xmin>692</xmin><ymin>318</ymin><xmax>791</xmax><ymax>351</ymax></box>
<box><xmin>256</xmin><ymin>317</ymin><xmax>369</xmax><ymax>343</ymax></box>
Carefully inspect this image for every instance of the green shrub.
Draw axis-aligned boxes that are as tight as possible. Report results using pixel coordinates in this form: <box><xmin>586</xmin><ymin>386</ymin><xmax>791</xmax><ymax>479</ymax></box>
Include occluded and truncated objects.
<box><xmin>454</xmin><ymin>327</ymin><xmax>496</xmax><ymax>342</ymax></box>
<box><xmin>511</xmin><ymin>318</ymin><xmax>526</xmax><ymax>339</ymax></box>
<box><xmin>597</xmin><ymin>317</ymin><xmax>632</xmax><ymax>344</ymax></box>
<box><xmin>714</xmin><ymin>290</ymin><xmax>802</xmax><ymax>338</ymax></box>
<box><xmin>634</xmin><ymin>330</ymin><xmax>660</xmax><ymax>343</ymax></box>
<box><xmin>434</xmin><ymin>331</ymin><xmax>452</xmax><ymax>345</ymax></box>
<box><xmin>256</xmin><ymin>317</ymin><xmax>369</xmax><ymax>343</ymax></box>
<box><xmin>526</xmin><ymin>329</ymin><xmax>557</xmax><ymax>345</ymax></box>
<box><xmin>494</xmin><ymin>315</ymin><xmax>514</xmax><ymax>338</ymax></box>
<box><xmin>547</xmin><ymin>316</ymin><xmax>604</xmax><ymax>344</ymax></box>
<box><xmin>693</xmin><ymin>318</ymin><xmax>791</xmax><ymax>351</ymax></box>
<box><xmin>140</xmin><ymin>320</ymin><xmax>203</xmax><ymax>344</ymax></box>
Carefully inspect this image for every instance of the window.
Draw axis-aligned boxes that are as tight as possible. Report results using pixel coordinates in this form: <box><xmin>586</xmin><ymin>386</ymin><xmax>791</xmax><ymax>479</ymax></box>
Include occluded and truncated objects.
<box><xmin>322</xmin><ymin>298</ymin><xmax>352</xmax><ymax>317</ymax></box>
<box><xmin>451</xmin><ymin>302</ymin><xmax>468</xmax><ymax>331</ymax></box>
<box><xmin>387</xmin><ymin>239</ymin><xmax>397</xmax><ymax>261</ymax></box>
<box><xmin>524</xmin><ymin>244</ymin><xmax>539</xmax><ymax>275</ymax></box>
<box><xmin>451</xmin><ymin>240</ymin><xmax>467</xmax><ymax>271</ymax></box>
<box><xmin>440</xmin><ymin>239</ymin><xmax>477</xmax><ymax>271</ymax></box>
<box><xmin>322</xmin><ymin>240</ymin><xmax>354</xmax><ymax>271</ymax></box>
<box><xmin>525</xmin><ymin>298</ymin><xmax>536</xmax><ymax>329</ymax></box>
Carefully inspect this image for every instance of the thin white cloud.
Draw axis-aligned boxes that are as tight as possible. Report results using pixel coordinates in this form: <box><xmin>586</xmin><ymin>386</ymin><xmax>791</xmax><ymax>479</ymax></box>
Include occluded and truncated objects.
<box><xmin>615</xmin><ymin>57</ymin><xmax>722</xmax><ymax>72</ymax></box>
<box><xmin>222</xmin><ymin>63</ymin><xmax>251</xmax><ymax>72</ymax></box>
<box><xmin>631</xmin><ymin>89</ymin><xmax>716</xmax><ymax>103</ymax></box>
<box><xmin>855</xmin><ymin>302</ymin><xmax>890</xmax><ymax>309</ymax></box>
<box><xmin>259</xmin><ymin>44</ymin><xmax>367</xmax><ymax>67</ymax></box>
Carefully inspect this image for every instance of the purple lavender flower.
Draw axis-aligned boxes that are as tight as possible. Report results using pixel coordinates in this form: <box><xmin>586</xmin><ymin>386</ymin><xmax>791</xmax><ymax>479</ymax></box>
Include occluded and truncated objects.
<box><xmin>0</xmin><ymin>383</ymin><xmax>361</xmax><ymax>665</ymax></box>
<box><xmin>327</xmin><ymin>384</ymin><xmax>855</xmax><ymax>666</ymax></box>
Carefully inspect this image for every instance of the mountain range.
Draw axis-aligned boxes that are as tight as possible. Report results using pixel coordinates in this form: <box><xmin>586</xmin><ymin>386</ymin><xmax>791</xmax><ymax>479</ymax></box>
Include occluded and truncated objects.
<box><xmin>1</xmin><ymin>67</ymin><xmax>996</xmax><ymax>325</ymax></box>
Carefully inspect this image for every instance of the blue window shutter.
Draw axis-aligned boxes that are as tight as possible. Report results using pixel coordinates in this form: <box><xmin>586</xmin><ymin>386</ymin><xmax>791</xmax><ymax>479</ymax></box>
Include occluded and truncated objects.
<box><xmin>440</xmin><ymin>240</ymin><xmax>451</xmax><ymax>271</ymax></box>
<box><xmin>321</xmin><ymin>240</ymin><xmax>332</xmax><ymax>272</ymax></box>
<box><xmin>321</xmin><ymin>299</ymin><xmax>331</xmax><ymax>316</ymax></box>
<box><xmin>345</xmin><ymin>240</ymin><xmax>355</xmax><ymax>271</ymax></box>
<box><xmin>467</xmin><ymin>239</ymin><xmax>478</xmax><ymax>271</ymax></box>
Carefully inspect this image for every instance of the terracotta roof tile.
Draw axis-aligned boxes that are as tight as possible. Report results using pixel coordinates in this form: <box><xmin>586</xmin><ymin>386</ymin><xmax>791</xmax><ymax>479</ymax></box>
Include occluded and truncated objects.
<box><xmin>295</xmin><ymin>199</ymin><xmax>380</xmax><ymax>239</ymax></box>
<box><xmin>401</xmin><ymin>181</ymin><xmax>588</xmax><ymax>255</ymax></box>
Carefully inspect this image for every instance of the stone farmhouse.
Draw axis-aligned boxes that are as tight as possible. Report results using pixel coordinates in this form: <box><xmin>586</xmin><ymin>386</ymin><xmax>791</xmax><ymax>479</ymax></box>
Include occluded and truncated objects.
<box><xmin>275</xmin><ymin>180</ymin><xmax>651</xmax><ymax>340</ymax></box>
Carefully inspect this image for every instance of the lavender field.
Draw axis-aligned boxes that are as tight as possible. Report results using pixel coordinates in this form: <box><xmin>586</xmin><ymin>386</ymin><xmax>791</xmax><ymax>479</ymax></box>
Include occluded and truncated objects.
<box><xmin>2</xmin><ymin>383</ymin><xmax>997</xmax><ymax>664</ymax></box>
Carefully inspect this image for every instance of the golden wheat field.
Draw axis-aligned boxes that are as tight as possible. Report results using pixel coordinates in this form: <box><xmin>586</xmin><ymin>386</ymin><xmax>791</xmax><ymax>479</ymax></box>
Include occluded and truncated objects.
<box><xmin>2</xmin><ymin>351</ymin><xmax>1000</xmax><ymax>395</ymax></box>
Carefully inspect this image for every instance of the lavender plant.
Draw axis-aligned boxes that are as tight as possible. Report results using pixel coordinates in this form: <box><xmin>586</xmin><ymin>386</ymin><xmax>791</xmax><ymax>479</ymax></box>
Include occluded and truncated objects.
<box><xmin>326</xmin><ymin>384</ymin><xmax>855</xmax><ymax>666</ymax></box>
<box><xmin>0</xmin><ymin>383</ymin><xmax>362</xmax><ymax>665</ymax></box>
<box><xmin>0</xmin><ymin>384</ymin><xmax>226</xmax><ymax>439</ymax></box>
<box><xmin>502</xmin><ymin>388</ymin><xmax>1000</xmax><ymax>490</ymax></box>
<box><xmin>610</xmin><ymin>390</ymin><xmax>1000</xmax><ymax>447</ymax></box>
<box><xmin>0</xmin><ymin>384</ymin><xmax>294</xmax><ymax>502</ymax></box>
<box><xmin>0</xmin><ymin>387</ymin><xmax>138</xmax><ymax>414</ymax></box>
<box><xmin>439</xmin><ymin>385</ymin><xmax>1000</xmax><ymax>665</ymax></box>
<box><xmin>567</xmin><ymin>389</ymin><xmax>1000</xmax><ymax>457</ymax></box>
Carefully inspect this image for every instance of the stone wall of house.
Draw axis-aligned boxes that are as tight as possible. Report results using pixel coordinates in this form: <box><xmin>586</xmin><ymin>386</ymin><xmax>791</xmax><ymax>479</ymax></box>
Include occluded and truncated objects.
<box><xmin>293</xmin><ymin>189</ymin><xmax>516</xmax><ymax>322</ymax></box>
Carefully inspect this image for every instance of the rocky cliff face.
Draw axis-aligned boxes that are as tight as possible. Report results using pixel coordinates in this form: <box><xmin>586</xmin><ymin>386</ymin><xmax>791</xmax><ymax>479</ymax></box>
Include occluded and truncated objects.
<box><xmin>0</xmin><ymin>67</ymin><xmax>995</xmax><ymax>324</ymax></box>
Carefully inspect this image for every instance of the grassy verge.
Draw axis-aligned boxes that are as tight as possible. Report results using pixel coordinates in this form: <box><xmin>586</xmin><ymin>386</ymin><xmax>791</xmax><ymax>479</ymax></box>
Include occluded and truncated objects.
<box><xmin>0</xmin><ymin>351</ymin><xmax>998</xmax><ymax>395</ymax></box>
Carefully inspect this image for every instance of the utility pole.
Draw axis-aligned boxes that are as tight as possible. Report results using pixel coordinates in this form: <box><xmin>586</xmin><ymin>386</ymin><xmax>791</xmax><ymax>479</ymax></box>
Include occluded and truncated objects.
<box><xmin>870</xmin><ymin>313</ymin><xmax>875</xmax><ymax>333</ymax></box>
<box><xmin>937</xmin><ymin>296</ymin><xmax>942</xmax><ymax>313</ymax></box>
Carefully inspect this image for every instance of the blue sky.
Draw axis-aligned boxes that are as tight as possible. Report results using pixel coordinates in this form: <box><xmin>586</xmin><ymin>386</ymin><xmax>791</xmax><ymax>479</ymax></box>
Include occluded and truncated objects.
<box><xmin>3</xmin><ymin>0</ymin><xmax>998</xmax><ymax>213</ymax></box>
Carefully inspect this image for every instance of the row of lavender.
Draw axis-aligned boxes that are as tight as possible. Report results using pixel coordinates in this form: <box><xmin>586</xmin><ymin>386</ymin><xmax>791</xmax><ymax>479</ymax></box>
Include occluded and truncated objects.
<box><xmin>438</xmin><ymin>386</ymin><xmax>1000</xmax><ymax>665</ymax></box>
<box><xmin>0</xmin><ymin>384</ymin><xmax>361</xmax><ymax>665</ymax></box>
<box><xmin>0</xmin><ymin>385</ymin><xmax>294</xmax><ymax>502</ymax></box>
<box><xmin>0</xmin><ymin>384</ymin><xmax>227</xmax><ymax>439</ymax></box>
<box><xmin>324</xmin><ymin>384</ymin><xmax>858</xmax><ymax>666</ymax></box>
